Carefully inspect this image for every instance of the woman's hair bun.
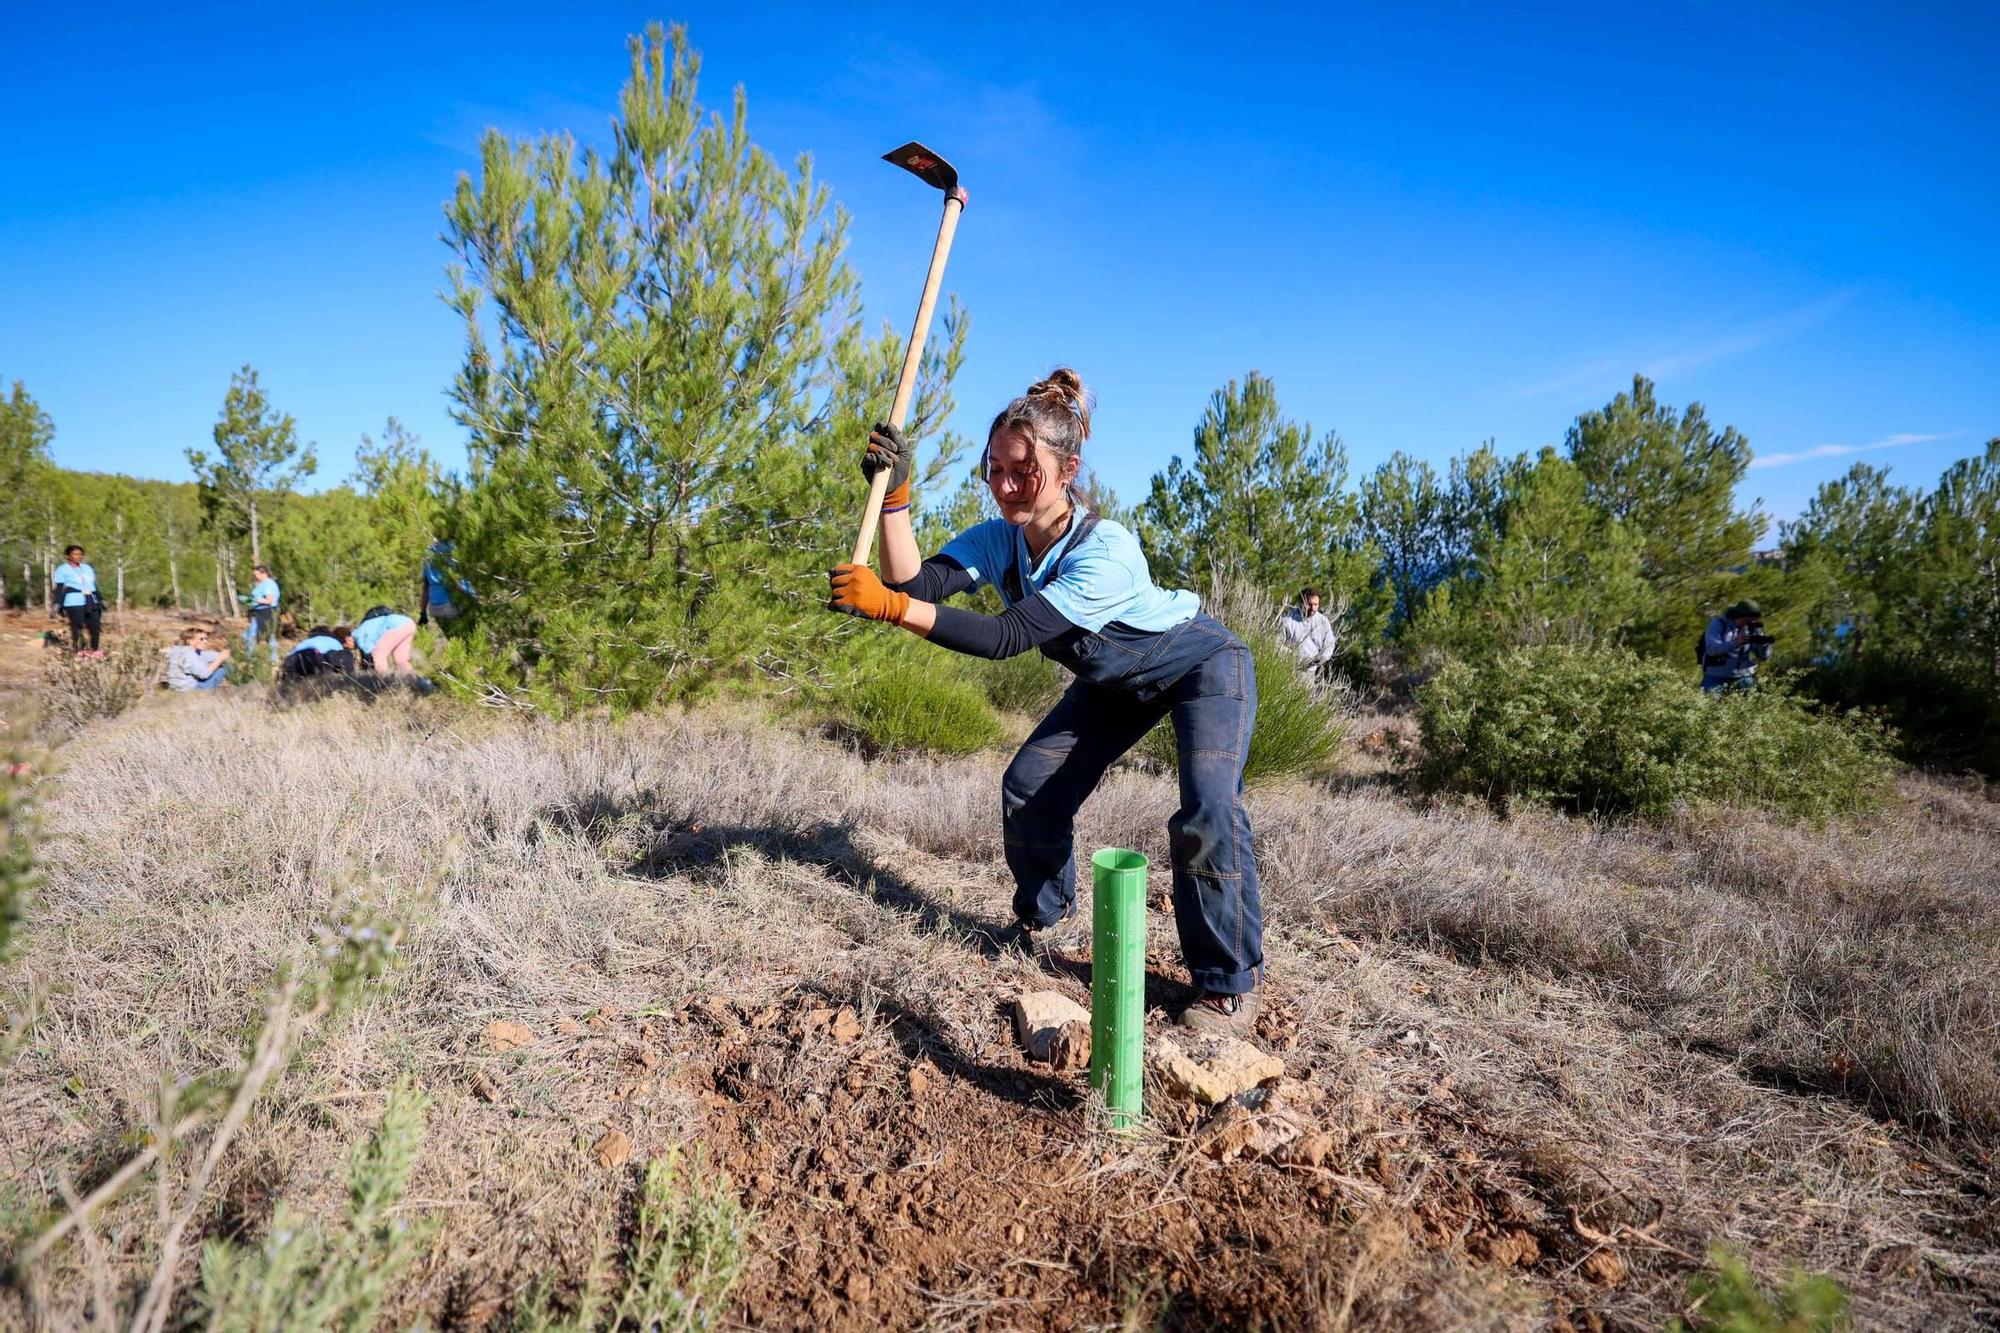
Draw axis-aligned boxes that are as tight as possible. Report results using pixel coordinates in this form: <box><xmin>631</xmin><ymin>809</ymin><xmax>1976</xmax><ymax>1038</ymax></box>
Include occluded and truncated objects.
<box><xmin>1026</xmin><ymin>367</ymin><xmax>1092</xmax><ymax>439</ymax></box>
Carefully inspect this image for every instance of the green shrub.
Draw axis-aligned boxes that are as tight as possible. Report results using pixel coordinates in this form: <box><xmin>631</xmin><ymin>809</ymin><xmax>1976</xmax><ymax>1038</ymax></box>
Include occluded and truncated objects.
<box><xmin>0</xmin><ymin>741</ymin><xmax>35</xmax><ymax>963</ymax></box>
<box><xmin>979</xmin><ymin>649</ymin><xmax>1067</xmax><ymax>716</ymax></box>
<box><xmin>835</xmin><ymin>658</ymin><xmax>1003</xmax><ymax>757</ymax></box>
<box><xmin>1705</xmin><ymin>684</ymin><xmax>1898</xmax><ymax>824</ymax></box>
<box><xmin>1417</xmin><ymin>645</ymin><xmax>1894</xmax><ymax>821</ymax></box>
<box><xmin>1142</xmin><ymin>584</ymin><xmax>1348</xmax><ymax>789</ymax></box>
<box><xmin>1803</xmin><ymin>651</ymin><xmax>2000</xmax><ymax>776</ymax></box>
<box><xmin>1668</xmin><ymin>1246</ymin><xmax>1850</xmax><ymax>1332</ymax></box>
<box><xmin>39</xmin><ymin>636</ymin><xmax>164</xmax><ymax>735</ymax></box>
<box><xmin>199</xmin><ymin>1077</ymin><xmax>436</xmax><ymax>1332</ymax></box>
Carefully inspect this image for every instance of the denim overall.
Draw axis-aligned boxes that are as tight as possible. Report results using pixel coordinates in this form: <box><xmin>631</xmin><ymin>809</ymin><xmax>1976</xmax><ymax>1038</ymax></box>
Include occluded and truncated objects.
<box><xmin>999</xmin><ymin>520</ymin><xmax>1263</xmax><ymax>996</ymax></box>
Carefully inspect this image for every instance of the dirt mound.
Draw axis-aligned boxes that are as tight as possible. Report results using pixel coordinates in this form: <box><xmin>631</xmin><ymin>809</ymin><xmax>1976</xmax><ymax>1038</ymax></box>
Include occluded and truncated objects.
<box><xmin>664</xmin><ymin>989</ymin><xmax>1624</xmax><ymax>1332</ymax></box>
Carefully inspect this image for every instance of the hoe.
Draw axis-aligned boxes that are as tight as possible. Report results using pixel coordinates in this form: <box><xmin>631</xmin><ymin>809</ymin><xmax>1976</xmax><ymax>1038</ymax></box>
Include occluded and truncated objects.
<box><xmin>850</xmin><ymin>141</ymin><xmax>969</xmax><ymax>566</ymax></box>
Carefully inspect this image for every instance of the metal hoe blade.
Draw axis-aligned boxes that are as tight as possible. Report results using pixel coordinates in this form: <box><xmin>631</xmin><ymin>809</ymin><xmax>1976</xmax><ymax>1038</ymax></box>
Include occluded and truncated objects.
<box><xmin>882</xmin><ymin>141</ymin><xmax>965</xmax><ymax>202</ymax></box>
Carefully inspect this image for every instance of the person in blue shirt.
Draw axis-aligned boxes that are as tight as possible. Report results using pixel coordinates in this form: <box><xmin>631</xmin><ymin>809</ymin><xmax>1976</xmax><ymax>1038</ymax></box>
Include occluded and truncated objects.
<box><xmin>245</xmin><ymin>565</ymin><xmax>281</xmax><ymax>661</ymax></box>
<box><xmin>352</xmin><ymin>607</ymin><xmax>417</xmax><ymax>674</ymax></box>
<box><xmin>51</xmin><ymin>544</ymin><xmax>103</xmax><ymax>657</ymax></box>
<box><xmin>828</xmin><ymin>369</ymin><xmax>1264</xmax><ymax>1037</ymax></box>
<box><xmin>1702</xmin><ymin>599</ymin><xmax>1774</xmax><ymax>692</ymax></box>
<box><xmin>281</xmin><ymin>626</ymin><xmax>357</xmax><ymax>679</ymax></box>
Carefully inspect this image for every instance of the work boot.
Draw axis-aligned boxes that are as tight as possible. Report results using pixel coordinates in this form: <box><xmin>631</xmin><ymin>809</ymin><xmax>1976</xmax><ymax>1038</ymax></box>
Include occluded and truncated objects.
<box><xmin>1175</xmin><ymin>989</ymin><xmax>1260</xmax><ymax>1038</ymax></box>
<box><xmin>999</xmin><ymin>903</ymin><xmax>1077</xmax><ymax>957</ymax></box>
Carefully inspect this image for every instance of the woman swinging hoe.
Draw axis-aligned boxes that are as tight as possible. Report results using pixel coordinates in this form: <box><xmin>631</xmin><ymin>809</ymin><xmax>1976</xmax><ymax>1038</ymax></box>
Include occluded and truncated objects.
<box><xmin>828</xmin><ymin>370</ymin><xmax>1264</xmax><ymax>1036</ymax></box>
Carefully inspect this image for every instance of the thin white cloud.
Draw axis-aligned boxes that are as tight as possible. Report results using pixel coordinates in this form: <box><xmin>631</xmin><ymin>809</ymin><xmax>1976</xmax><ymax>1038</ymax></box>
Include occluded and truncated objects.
<box><xmin>1749</xmin><ymin>431</ymin><xmax>1957</xmax><ymax>470</ymax></box>
<box><xmin>1510</xmin><ymin>291</ymin><xmax>1853</xmax><ymax>401</ymax></box>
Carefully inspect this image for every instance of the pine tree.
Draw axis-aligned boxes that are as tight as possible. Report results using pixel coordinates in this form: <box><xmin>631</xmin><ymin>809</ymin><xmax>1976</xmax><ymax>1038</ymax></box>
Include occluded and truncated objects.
<box><xmin>1414</xmin><ymin>448</ymin><xmax>1644</xmax><ymax>658</ymax></box>
<box><xmin>187</xmin><ymin>366</ymin><xmax>317</xmax><ymax>570</ymax></box>
<box><xmin>1137</xmin><ymin>372</ymin><xmax>1381</xmax><ymax>622</ymax></box>
<box><xmin>1781</xmin><ymin>463</ymin><xmax>1921</xmax><ymax>661</ymax></box>
<box><xmin>1359</xmin><ymin>451</ymin><xmax>1448</xmax><ymax>626</ymax></box>
<box><xmin>1566</xmin><ymin>375</ymin><xmax>1764</xmax><ymax>656</ymax></box>
<box><xmin>435</xmin><ymin>23</ymin><xmax>964</xmax><ymax>710</ymax></box>
<box><xmin>1920</xmin><ymin>438</ymin><xmax>2000</xmax><ymax>691</ymax></box>
<box><xmin>0</xmin><ymin>381</ymin><xmax>56</xmax><ymax>608</ymax></box>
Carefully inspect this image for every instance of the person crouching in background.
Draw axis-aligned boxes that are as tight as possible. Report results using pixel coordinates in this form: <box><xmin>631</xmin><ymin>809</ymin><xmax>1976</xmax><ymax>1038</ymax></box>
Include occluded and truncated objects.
<box><xmin>352</xmin><ymin>607</ymin><xmax>417</xmax><ymax>675</ymax></box>
<box><xmin>282</xmin><ymin>625</ymin><xmax>357</xmax><ymax>679</ymax></box>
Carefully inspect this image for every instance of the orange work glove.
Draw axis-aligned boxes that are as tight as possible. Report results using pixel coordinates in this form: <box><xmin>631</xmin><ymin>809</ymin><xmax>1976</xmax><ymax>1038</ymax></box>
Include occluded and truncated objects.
<box><xmin>828</xmin><ymin>563</ymin><xmax>911</xmax><ymax>624</ymax></box>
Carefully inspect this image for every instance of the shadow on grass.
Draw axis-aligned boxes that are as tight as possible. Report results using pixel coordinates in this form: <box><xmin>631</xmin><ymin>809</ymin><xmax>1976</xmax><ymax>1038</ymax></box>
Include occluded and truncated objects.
<box><xmin>583</xmin><ymin>805</ymin><xmax>1193</xmax><ymax>1013</ymax></box>
<box><xmin>267</xmin><ymin>672</ymin><xmax>437</xmax><ymax>710</ymax></box>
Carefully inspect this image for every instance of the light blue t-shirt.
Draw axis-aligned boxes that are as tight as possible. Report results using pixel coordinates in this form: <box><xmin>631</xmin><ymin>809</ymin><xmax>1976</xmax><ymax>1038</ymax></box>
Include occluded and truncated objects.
<box><xmin>939</xmin><ymin>509</ymin><xmax>1199</xmax><ymax>634</ymax></box>
<box><xmin>353</xmin><ymin>614</ymin><xmax>414</xmax><ymax>654</ymax></box>
<box><xmin>291</xmin><ymin>635</ymin><xmax>343</xmax><ymax>656</ymax></box>
<box><xmin>251</xmin><ymin>577</ymin><xmax>280</xmax><ymax>608</ymax></box>
<box><xmin>53</xmin><ymin>562</ymin><xmax>97</xmax><ymax>608</ymax></box>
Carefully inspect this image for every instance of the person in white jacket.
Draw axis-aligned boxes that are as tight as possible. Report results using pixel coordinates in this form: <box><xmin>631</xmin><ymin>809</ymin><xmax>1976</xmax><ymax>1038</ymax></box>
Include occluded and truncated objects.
<box><xmin>1278</xmin><ymin>586</ymin><xmax>1336</xmax><ymax>671</ymax></box>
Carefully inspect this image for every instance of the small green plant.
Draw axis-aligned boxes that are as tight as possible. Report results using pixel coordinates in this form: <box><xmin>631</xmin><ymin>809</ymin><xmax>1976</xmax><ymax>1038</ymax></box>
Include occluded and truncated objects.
<box><xmin>15</xmin><ymin>901</ymin><xmax>407</xmax><ymax>1328</ymax></box>
<box><xmin>512</xmin><ymin>1148</ymin><xmax>752</xmax><ymax>1332</ymax></box>
<box><xmin>39</xmin><ymin>635</ymin><xmax>165</xmax><ymax>734</ymax></box>
<box><xmin>836</xmin><ymin>664</ymin><xmax>1003</xmax><ymax>757</ymax></box>
<box><xmin>1669</xmin><ymin>1245</ymin><xmax>1851</xmax><ymax>1332</ymax></box>
<box><xmin>198</xmin><ymin>1077</ymin><xmax>436</xmax><ymax>1332</ymax></box>
<box><xmin>0</xmin><ymin>739</ymin><xmax>36</xmax><ymax>963</ymax></box>
<box><xmin>1416</xmin><ymin>646</ymin><xmax>1894</xmax><ymax>820</ymax></box>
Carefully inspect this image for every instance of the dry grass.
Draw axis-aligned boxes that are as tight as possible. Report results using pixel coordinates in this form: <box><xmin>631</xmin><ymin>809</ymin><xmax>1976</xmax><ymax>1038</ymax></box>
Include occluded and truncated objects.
<box><xmin>1</xmin><ymin>689</ymin><xmax>1995</xmax><ymax>1329</ymax></box>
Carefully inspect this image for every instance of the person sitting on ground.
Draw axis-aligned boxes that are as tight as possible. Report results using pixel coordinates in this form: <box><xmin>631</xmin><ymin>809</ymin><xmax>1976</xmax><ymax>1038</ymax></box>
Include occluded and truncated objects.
<box><xmin>163</xmin><ymin>626</ymin><xmax>231</xmax><ymax>691</ymax></box>
<box><xmin>245</xmin><ymin>565</ymin><xmax>281</xmax><ymax>662</ymax></box>
<box><xmin>51</xmin><ymin>544</ymin><xmax>104</xmax><ymax>658</ymax></box>
<box><xmin>281</xmin><ymin>625</ymin><xmax>357</xmax><ymax>678</ymax></box>
<box><xmin>1701</xmin><ymin>599</ymin><xmax>1774</xmax><ymax>693</ymax></box>
<box><xmin>352</xmin><ymin>606</ymin><xmax>417</xmax><ymax>675</ymax></box>
<box><xmin>1278</xmin><ymin>585</ymin><xmax>1337</xmax><ymax>672</ymax></box>
<box><xmin>826</xmin><ymin>367</ymin><xmax>1264</xmax><ymax>1037</ymax></box>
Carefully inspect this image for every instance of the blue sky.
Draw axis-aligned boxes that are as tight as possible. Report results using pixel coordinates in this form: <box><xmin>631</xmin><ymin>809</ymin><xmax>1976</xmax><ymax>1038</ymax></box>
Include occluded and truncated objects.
<box><xmin>2</xmin><ymin>1</ymin><xmax>1994</xmax><ymax>526</ymax></box>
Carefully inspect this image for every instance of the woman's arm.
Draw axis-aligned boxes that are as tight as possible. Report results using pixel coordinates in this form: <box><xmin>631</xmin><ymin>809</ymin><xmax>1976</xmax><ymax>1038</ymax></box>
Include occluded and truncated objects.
<box><xmin>829</xmin><ymin>564</ymin><xmax>1076</xmax><ymax>660</ymax></box>
<box><xmin>879</xmin><ymin>506</ymin><xmax>921</xmax><ymax>585</ymax></box>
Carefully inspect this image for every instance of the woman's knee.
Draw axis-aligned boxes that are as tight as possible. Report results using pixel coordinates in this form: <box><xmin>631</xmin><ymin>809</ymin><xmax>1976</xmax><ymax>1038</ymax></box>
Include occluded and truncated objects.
<box><xmin>1001</xmin><ymin>742</ymin><xmax>1065</xmax><ymax>819</ymax></box>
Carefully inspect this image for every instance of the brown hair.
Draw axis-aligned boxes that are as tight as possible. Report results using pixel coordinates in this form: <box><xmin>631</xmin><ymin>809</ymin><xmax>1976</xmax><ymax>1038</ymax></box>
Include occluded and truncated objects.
<box><xmin>178</xmin><ymin>626</ymin><xmax>208</xmax><ymax>645</ymax></box>
<box><xmin>986</xmin><ymin>367</ymin><xmax>1095</xmax><ymax>507</ymax></box>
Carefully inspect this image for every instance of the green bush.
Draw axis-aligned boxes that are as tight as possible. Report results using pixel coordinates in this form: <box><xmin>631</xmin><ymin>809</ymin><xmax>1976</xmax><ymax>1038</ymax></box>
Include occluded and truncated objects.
<box><xmin>979</xmin><ymin>649</ymin><xmax>1067</xmax><ymax>716</ymax></box>
<box><xmin>39</xmin><ymin>636</ymin><xmax>164</xmax><ymax>735</ymax></box>
<box><xmin>1417</xmin><ymin>645</ymin><xmax>1895</xmax><ymax>821</ymax></box>
<box><xmin>1142</xmin><ymin>586</ymin><xmax>1347</xmax><ymax>789</ymax></box>
<box><xmin>0</xmin><ymin>741</ymin><xmax>35</xmax><ymax>964</ymax></box>
<box><xmin>1668</xmin><ymin>1246</ymin><xmax>1850</xmax><ymax>1332</ymax></box>
<box><xmin>834</xmin><ymin>657</ymin><xmax>1003</xmax><ymax>757</ymax></box>
<box><xmin>1803</xmin><ymin>651</ymin><xmax>2000</xmax><ymax>777</ymax></box>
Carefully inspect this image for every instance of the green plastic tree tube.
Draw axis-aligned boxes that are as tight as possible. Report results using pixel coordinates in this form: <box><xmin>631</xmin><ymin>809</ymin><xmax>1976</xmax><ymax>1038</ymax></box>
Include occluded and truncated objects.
<box><xmin>1090</xmin><ymin>847</ymin><xmax>1148</xmax><ymax>1128</ymax></box>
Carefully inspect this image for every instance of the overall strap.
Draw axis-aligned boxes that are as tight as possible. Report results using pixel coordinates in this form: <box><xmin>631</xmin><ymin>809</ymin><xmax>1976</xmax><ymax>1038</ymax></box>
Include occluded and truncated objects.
<box><xmin>1004</xmin><ymin>511</ymin><xmax>1103</xmax><ymax>605</ymax></box>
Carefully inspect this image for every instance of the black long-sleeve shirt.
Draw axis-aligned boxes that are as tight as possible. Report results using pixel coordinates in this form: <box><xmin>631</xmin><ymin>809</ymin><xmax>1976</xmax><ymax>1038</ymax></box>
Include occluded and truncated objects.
<box><xmin>887</xmin><ymin>556</ymin><xmax>1079</xmax><ymax>660</ymax></box>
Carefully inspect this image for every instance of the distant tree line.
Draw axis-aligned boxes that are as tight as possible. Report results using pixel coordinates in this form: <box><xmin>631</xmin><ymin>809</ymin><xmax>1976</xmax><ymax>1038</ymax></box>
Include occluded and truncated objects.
<box><xmin>4</xmin><ymin>22</ymin><xmax>1993</xmax><ymax>776</ymax></box>
<box><xmin>0</xmin><ymin>371</ymin><xmax>437</xmax><ymax>627</ymax></box>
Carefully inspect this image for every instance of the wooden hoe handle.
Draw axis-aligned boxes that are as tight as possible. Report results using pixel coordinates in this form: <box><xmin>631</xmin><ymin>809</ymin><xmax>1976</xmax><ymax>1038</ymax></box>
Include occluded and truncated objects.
<box><xmin>852</xmin><ymin>191</ymin><xmax>967</xmax><ymax>567</ymax></box>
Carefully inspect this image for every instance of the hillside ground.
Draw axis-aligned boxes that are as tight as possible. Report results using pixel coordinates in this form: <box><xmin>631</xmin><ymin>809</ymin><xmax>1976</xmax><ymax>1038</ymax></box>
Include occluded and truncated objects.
<box><xmin>1</xmin><ymin>674</ymin><xmax>1997</xmax><ymax>1329</ymax></box>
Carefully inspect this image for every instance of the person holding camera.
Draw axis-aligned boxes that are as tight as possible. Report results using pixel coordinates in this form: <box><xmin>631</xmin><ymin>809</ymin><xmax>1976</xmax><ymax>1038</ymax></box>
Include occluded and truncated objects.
<box><xmin>1701</xmin><ymin>599</ymin><xmax>1773</xmax><ymax>692</ymax></box>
